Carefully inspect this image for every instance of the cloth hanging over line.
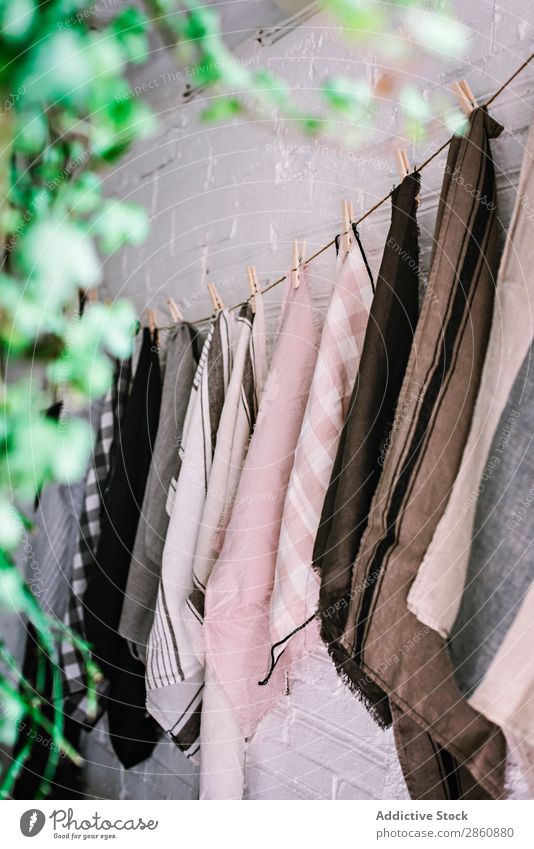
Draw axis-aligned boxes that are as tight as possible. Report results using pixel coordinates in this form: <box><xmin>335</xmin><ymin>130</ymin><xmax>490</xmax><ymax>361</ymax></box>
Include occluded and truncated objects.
<box><xmin>187</xmin><ymin>298</ymin><xmax>267</xmax><ymax>658</ymax></box>
<box><xmin>264</xmin><ymin>228</ymin><xmax>374</xmax><ymax>680</ymax></box>
<box><xmin>311</xmin><ymin>171</ymin><xmax>421</xmax><ymax>728</ymax></box>
<box><xmin>84</xmin><ymin>327</ymin><xmax>162</xmax><ymax>769</ymax></box>
<box><xmin>448</xmin><ymin>342</ymin><xmax>534</xmax><ymax>694</ymax></box>
<box><xmin>119</xmin><ymin>323</ymin><xmax>204</xmax><ymax>660</ymax></box>
<box><xmin>61</xmin><ymin>359</ymin><xmax>132</xmax><ymax>725</ymax></box>
<box><xmin>468</xmin><ymin>576</ymin><xmax>534</xmax><ymax>798</ymax></box>
<box><xmin>145</xmin><ymin>309</ymin><xmax>235</xmax><ymax>760</ymax></box>
<box><xmin>407</xmin><ymin>112</ymin><xmax>534</xmax><ymax>641</ymax></box>
<box><xmin>14</xmin><ymin>394</ymin><xmax>106</xmax><ymax>799</ymax></box>
<box><xmin>193</xmin><ymin>297</ymin><xmax>267</xmax><ymax>801</ymax></box>
<box><xmin>340</xmin><ymin>107</ymin><xmax>505</xmax><ymax>799</ymax></box>
<box><xmin>202</xmin><ymin>264</ymin><xmax>320</xmax><ymax>799</ymax></box>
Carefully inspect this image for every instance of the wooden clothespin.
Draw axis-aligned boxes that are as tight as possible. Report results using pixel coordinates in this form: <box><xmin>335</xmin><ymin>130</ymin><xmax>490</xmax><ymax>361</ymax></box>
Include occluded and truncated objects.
<box><xmin>291</xmin><ymin>240</ymin><xmax>306</xmax><ymax>289</ymax></box>
<box><xmin>247</xmin><ymin>265</ymin><xmax>260</xmax><ymax>313</ymax></box>
<box><xmin>341</xmin><ymin>199</ymin><xmax>353</xmax><ymax>256</ymax></box>
<box><xmin>396</xmin><ymin>148</ymin><xmax>411</xmax><ymax>181</ymax></box>
<box><xmin>395</xmin><ymin>148</ymin><xmax>420</xmax><ymax>205</ymax></box>
<box><xmin>147</xmin><ymin>308</ymin><xmax>157</xmax><ymax>334</ymax></box>
<box><xmin>207</xmin><ymin>281</ymin><xmax>224</xmax><ymax>311</ymax></box>
<box><xmin>85</xmin><ymin>288</ymin><xmax>99</xmax><ymax>304</ymax></box>
<box><xmin>451</xmin><ymin>79</ymin><xmax>478</xmax><ymax>116</ymax></box>
<box><xmin>167</xmin><ymin>296</ymin><xmax>184</xmax><ymax>323</ymax></box>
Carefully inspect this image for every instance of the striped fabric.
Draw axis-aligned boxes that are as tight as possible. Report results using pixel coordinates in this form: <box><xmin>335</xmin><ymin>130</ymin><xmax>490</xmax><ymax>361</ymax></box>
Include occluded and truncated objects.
<box><xmin>341</xmin><ymin>107</ymin><xmax>506</xmax><ymax>799</ymax></box>
<box><xmin>119</xmin><ymin>323</ymin><xmax>203</xmax><ymax>659</ymax></box>
<box><xmin>408</xmin><ymin>113</ymin><xmax>534</xmax><ymax>641</ymax></box>
<box><xmin>265</xmin><ymin>235</ymin><xmax>374</xmax><ymax>675</ymax></box>
<box><xmin>185</xmin><ymin>297</ymin><xmax>266</xmax><ymax>660</ymax></box>
<box><xmin>60</xmin><ymin>358</ymin><xmax>131</xmax><ymax>724</ymax></box>
<box><xmin>146</xmin><ymin>309</ymin><xmax>235</xmax><ymax>759</ymax></box>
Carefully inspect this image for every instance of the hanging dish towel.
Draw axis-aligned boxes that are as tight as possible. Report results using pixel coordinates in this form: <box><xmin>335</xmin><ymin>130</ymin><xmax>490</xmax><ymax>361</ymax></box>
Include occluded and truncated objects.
<box><xmin>448</xmin><ymin>343</ymin><xmax>534</xmax><ymax>694</ymax></box>
<box><xmin>312</xmin><ymin>173</ymin><xmax>421</xmax><ymax>727</ymax></box>
<box><xmin>14</xmin><ymin>393</ymin><xmax>106</xmax><ymax>798</ymax></box>
<box><xmin>61</xmin><ymin>358</ymin><xmax>131</xmax><ymax>724</ymax></box>
<box><xmin>340</xmin><ymin>107</ymin><xmax>506</xmax><ymax>799</ymax></box>
<box><xmin>119</xmin><ymin>323</ymin><xmax>204</xmax><ymax>659</ymax></box>
<box><xmin>202</xmin><ymin>266</ymin><xmax>320</xmax><ymax>798</ymax></box>
<box><xmin>84</xmin><ymin>327</ymin><xmax>162</xmax><ymax>768</ymax></box>
<box><xmin>407</xmin><ymin>113</ymin><xmax>534</xmax><ymax>639</ymax></box>
<box><xmin>145</xmin><ymin>310</ymin><xmax>234</xmax><ymax>759</ymax></box>
<box><xmin>467</xmin><ymin>577</ymin><xmax>534</xmax><ymax>797</ymax></box>
<box><xmin>186</xmin><ymin>297</ymin><xmax>266</xmax><ymax>660</ymax></box>
<box><xmin>194</xmin><ymin>297</ymin><xmax>267</xmax><ymax>800</ymax></box>
<box><xmin>265</xmin><ymin>230</ymin><xmax>374</xmax><ymax>677</ymax></box>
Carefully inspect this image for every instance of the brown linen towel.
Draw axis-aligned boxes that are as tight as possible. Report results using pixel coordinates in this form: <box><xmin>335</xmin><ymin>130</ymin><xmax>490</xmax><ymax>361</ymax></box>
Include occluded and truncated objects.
<box><xmin>341</xmin><ymin>107</ymin><xmax>506</xmax><ymax>798</ymax></box>
<box><xmin>312</xmin><ymin>172</ymin><xmax>421</xmax><ymax>727</ymax></box>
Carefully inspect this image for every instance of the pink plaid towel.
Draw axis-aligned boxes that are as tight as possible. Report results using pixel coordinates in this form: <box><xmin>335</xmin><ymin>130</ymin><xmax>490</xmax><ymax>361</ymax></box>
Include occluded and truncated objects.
<box><xmin>204</xmin><ymin>265</ymin><xmax>320</xmax><ymax>740</ymax></box>
<box><xmin>266</xmin><ymin>237</ymin><xmax>374</xmax><ymax>676</ymax></box>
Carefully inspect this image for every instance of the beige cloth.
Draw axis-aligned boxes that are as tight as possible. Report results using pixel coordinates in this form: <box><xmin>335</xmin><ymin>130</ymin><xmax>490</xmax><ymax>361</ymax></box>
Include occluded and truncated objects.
<box><xmin>407</xmin><ymin>115</ymin><xmax>534</xmax><ymax>638</ymax></box>
<box><xmin>469</xmin><ymin>581</ymin><xmax>534</xmax><ymax>794</ymax></box>
<box><xmin>470</xmin><ymin>581</ymin><xmax>534</xmax><ymax>727</ymax></box>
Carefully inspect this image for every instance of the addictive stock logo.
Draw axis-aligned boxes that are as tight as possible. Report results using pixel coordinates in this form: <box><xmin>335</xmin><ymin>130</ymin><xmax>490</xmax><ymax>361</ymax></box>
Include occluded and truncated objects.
<box><xmin>20</xmin><ymin>810</ymin><xmax>46</xmax><ymax>837</ymax></box>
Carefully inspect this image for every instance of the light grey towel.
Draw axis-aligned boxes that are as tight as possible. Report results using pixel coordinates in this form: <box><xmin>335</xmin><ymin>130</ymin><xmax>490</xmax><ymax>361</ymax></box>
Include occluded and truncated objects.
<box><xmin>449</xmin><ymin>342</ymin><xmax>534</xmax><ymax>695</ymax></box>
<box><xmin>119</xmin><ymin>322</ymin><xmax>203</xmax><ymax>657</ymax></box>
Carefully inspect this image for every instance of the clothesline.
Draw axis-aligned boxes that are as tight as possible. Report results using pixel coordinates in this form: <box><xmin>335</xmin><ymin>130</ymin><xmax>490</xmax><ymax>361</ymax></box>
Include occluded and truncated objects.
<box><xmin>152</xmin><ymin>50</ymin><xmax>534</xmax><ymax>329</ymax></box>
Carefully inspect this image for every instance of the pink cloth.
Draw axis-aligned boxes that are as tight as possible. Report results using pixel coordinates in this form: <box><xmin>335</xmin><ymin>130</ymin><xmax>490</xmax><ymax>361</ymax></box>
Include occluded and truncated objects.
<box><xmin>204</xmin><ymin>267</ymin><xmax>320</xmax><ymax>738</ymax></box>
<box><xmin>267</xmin><ymin>241</ymin><xmax>374</xmax><ymax>674</ymax></box>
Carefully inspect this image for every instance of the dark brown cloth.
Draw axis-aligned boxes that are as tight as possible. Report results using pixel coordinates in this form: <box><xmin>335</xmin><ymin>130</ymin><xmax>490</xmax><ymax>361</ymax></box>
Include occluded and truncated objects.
<box><xmin>341</xmin><ymin>107</ymin><xmax>506</xmax><ymax>799</ymax></box>
<box><xmin>312</xmin><ymin>172</ymin><xmax>421</xmax><ymax>727</ymax></box>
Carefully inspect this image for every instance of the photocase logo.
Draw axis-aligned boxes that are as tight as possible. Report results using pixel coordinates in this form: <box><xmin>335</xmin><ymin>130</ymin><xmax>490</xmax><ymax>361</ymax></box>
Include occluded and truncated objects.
<box><xmin>20</xmin><ymin>809</ymin><xmax>46</xmax><ymax>837</ymax></box>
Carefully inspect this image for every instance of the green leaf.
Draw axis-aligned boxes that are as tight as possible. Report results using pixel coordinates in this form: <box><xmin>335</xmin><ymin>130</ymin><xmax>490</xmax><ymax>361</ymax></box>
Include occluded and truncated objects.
<box><xmin>24</xmin><ymin>30</ymin><xmax>93</xmax><ymax>106</ymax></box>
<box><xmin>110</xmin><ymin>7</ymin><xmax>149</xmax><ymax>65</ymax></box>
<box><xmin>0</xmin><ymin>0</ymin><xmax>35</xmax><ymax>41</ymax></box>
<box><xmin>50</xmin><ymin>417</ymin><xmax>93</xmax><ymax>483</ymax></box>
<box><xmin>407</xmin><ymin>8</ymin><xmax>468</xmax><ymax>57</ymax></box>
<box><xmin>0</xmin><ymin>501</ymin><xmax>22</xmax><ymax>550</ymax></box>
<box><xmin>92</xmin><ymin>201</ymin><xmax>148</xmax><ymax>253</ymax></box>
<box><xmin>13</xmin><ymin>220</ymin><xmax>102</xmax><ymax>308</ymax></box>
<box><xmin>13</xmin><ymin>108</ymin><xmax>47</xmax><ymax>155</ymax></box>
<box><xmin>201</xmin><ymin>97</ymin><xmax>242</xmax><ymax>123</ymax></box>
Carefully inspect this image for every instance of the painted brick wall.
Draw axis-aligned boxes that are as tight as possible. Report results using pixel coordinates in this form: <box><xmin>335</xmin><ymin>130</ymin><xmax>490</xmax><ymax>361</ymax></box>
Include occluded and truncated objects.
<box><xmin>79</xmin><ymin>0</ymin><xmax>534</xmax><ymax>800</ymax></box>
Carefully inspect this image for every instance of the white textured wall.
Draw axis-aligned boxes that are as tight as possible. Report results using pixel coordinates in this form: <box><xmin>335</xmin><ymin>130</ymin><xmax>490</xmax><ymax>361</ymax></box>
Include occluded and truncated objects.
<box><xmin>82</xmin><ymin>0</ymin><xmax>534</xmax><ymax>800</ymax></box>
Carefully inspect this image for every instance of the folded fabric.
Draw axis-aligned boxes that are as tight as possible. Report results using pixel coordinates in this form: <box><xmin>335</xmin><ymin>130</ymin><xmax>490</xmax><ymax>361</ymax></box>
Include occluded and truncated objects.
<box><xmin>203</xmin><ymin>266</ymin><xmax>320</xmax><ymax>798</ymax></box>
<box><xmin>84</xmin><ymin>327</ymin><xmax>162</xmax><ymax>768</ymax></box>
<box><xmin>119</xmin><ymin>323</ymin><xmax>203</xmax><ymax>659</ymax></box>
<box><xmin>265</xmin><ymin>231</ymin><xmax>374</xmax><ymax>678</ymax></box>
<box><xmin>408</xmin><ymin>114</ymin><xmax>534</xmax><ymax>640</ymax></box>
<box><xmin>145</xmin><ymin>310</ymin><xmax>235</xmax><ymax>759</ymax></box>
<box><xmin>448</xmin><ymin>343</ymin><xmax>534</xmax><ymax>694</ymax></box>
<box><xmin>61</xmin><ymin>359</ymin><xmax>131</xmax><ymax>724</ymax></box>
<box><xmin>312</xmin><ymin>173</ymin><xmax>421</xmax><ymax>727</ymax></box>
<box><xmin>341</xmin><ymin>107</ymin><xmax>506</xmax><ymax>799</ymax></box>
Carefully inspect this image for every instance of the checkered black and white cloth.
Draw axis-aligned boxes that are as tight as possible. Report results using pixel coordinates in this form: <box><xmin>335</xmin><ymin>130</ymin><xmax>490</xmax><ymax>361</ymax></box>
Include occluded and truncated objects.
<box><xmin>60</xmin><ymin>359</ymin><xmax>131</xmax><ymax>724</ymax></box>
